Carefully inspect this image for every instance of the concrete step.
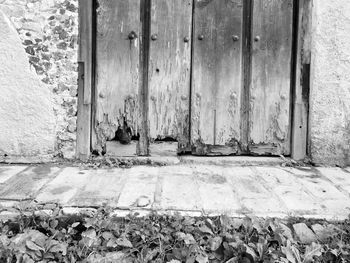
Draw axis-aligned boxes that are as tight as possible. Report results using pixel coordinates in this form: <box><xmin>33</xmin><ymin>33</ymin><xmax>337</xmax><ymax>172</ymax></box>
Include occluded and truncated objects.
<box><xmin>0</xmin><ymin>164</ymin><xmax>349</xmax><ymax>220</ymax></box>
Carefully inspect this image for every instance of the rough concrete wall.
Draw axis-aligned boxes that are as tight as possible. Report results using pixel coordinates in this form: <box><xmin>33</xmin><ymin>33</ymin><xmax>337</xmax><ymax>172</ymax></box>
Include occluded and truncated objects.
<box><xmin>0</xmin><ymin>0</ymin><xmax>78</xmax><ymax>159</ymax></box>
<box><xmin>310</xmin><ymin>1</ymin><xmax>350</xmax><ymax>167</ymax></box>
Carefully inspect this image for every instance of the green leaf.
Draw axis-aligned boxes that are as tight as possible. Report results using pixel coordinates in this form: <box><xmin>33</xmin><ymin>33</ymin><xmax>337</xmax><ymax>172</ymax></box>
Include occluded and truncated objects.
<box><xmin>26</xmin><ymin>240</ymin><xmax>44</xmax><ymax>251</ymax></box>
<box><xmin>199</xmin><ymin>225</ymin><xmax>214</xmax><ymax>235</ymax></box>
<box><xmin>116</xmin><ymin>236</ymin><xmax>133</xmax><ymax>248</ymax></box>
<box><xmin>209</xmin><ymin>236</ymin><xmax>223</xmax><ymax>251</ymax></box>
<box><xmin>176</xmin><ymin>232</ymin><xmax>196</xmax><ymax>245</ymax></box>
<box><xmin>71</xmin><ymin>222</ymin><xmax>80</xmax><ymax>228</ymax></box>
<box><xmin>303</xmin><ymin>243</ymin><xmax>322</xmax><ymax>263</ymax></box>
<box><xmin>196</xmin><ymin>253</ymin><xmax>209</xmax><ymax>263</ymax></box>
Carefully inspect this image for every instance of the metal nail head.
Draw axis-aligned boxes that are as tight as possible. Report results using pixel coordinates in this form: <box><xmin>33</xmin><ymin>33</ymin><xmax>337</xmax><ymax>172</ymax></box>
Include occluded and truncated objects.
<box><xmin>232</xmin><ymin>35</ymin><xmax>240</xmax><ymax>41</ymax></box>
<box><xmin>151</xmin><ymin>34</ymin><xmax>158</xmax><ymax>41</ymax></box>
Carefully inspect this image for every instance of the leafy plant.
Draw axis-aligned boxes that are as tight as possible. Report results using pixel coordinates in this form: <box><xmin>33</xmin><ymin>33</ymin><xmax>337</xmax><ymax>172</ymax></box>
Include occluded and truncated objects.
<box><xmin>0</xmin><ymin>206</ymin><xmax>349</xmax><ymax>262</ymax></box>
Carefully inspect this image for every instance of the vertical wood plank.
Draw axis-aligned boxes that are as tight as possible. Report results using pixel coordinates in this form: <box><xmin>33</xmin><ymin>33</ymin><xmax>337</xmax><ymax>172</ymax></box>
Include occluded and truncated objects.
<box><xmin>137</xmin><ymin>0</ymin><xmax>150</xmax><ymax>156</ymax></box>
<box><xmin>94</xmin><ymin>0</ymin><xmax>141</xmax><ymax>153</ymax></box>
<box><xmin>191</xmin><ymin>0</ymin><xmax>244</xmax><ymax>154</ymax></box>
<box><xmin>291</xmin><ymin>0</ymin><xmax>312</xmax><ymax>160</ymax></box>
<box><xmin>148</xmin><ymin>0</ymin><xmax>193</xmax><ymax>150</ymax></box>
<box><xmin>77</xmin><ymin>0</ymin><xmax>93</xmax><ymax>160</ymax></box>
<box><xmin>249</xmin><ymin>0</ymin><xmax>294</xmax><ymax>155</ymax></box>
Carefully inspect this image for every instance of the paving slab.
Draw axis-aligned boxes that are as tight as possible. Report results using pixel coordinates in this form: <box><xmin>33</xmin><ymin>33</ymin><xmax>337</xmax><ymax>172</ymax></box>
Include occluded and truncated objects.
<box><xmin>0</xmin><ymin>165</ymin><xmax>61</xmax><ymax>200</ymax></box>
<box><xmin>159</xmin><ymin>166</ymin><xmax>201</xmax><ymax>211</ymax></box>
<box><xmin>224</xmin><ymin>167</ymin><xmax>272</xmax><ymax>199</ymax></box>
<box><xmin>273</xmin><ymin>185</ymin><xmax>323</xmax><ymax>214</ymax></box>
<box><xmin>194</xmin><ymin>166</ymin><xmax>241</xmax><ymax>214</ymax></box>
<box><xmin>36</xmin><ymin>167</ymin><xmax>91</xmax><ymax>205</ymax></box>
<box><xmin>0</xmin><ymin>165</ymin><xmax>28</xmax><ymax>184</ymax></box>
<box><xmin>317</xmin><ymin>167</ymin><xmax>350</xmax><ymax>196</ymax></box>
<box><xmin>0</xmin><ymin>164</ymin><xmax>350</xmax><ymax>219</ymax></box>
<box><xmin>70</xmin><ymin>168</ymin><xmax>128</xmax><ymax>207</ymax></box>
<box><xmin>117</xmin><ymin>166</ymin><xmax>159</xmax><ymax>209</ymax></box>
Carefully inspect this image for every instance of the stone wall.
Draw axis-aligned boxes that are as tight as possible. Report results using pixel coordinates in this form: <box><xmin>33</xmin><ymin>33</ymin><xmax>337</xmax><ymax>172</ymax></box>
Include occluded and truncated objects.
<box><xmin>0</xmin><ymin>0</ymin><xmax>78</xmax><ymax>159</ymax></box>
<box><xmin>310</xmin><ymin>1</ymin><xmax>350</xmax><ymax>166</ymax></box>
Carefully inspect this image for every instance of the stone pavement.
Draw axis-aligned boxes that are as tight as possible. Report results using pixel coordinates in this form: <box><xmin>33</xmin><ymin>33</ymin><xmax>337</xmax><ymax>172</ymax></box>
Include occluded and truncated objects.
<box><xmin>0</xmin><ymin>162</ymin><xmax>350</xmax><ymax>220</ymax></box>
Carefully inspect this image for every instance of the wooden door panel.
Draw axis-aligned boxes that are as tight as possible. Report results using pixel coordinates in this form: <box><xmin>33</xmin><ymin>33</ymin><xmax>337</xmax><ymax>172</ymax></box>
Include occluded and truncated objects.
<box><xmin>249</xmin><ymin>0</ymin><xmax>293</xmax><ymax>155</ymax></box>
<box><xmin>148</xmin><ymin>0</ymin><xmax>193</xmax><ymax>150</ymax></box>
<box><xmin>191</xmin><ymin>0</ymin><xmax>244</xmax><ymax>155</ymax></box>
<box><xmin>94</xmin><ymin>0</ymin><xmax>141</xmax><ymax>151</ymax></box>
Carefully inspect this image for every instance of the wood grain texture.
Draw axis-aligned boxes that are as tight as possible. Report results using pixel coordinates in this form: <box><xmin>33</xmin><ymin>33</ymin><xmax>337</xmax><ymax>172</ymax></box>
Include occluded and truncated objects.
<box><xmin>137</xmin><ymin>0</ymin><xmax>151</xmax><ymax>156</ymax></box>
<box><xmin>249</xmin><ymin>0</ymin><xmax>293</xmax><ymax>155</ymax></box>
<box><xmin>291</xmin><ymin>0</ymin><xmax>312</xmax><ymax>160</ymax></box>
<box><xmin>76</xmin><ymin>0</ymin><xmax>93</xmax><ymax>160</ymax></box>
<box><xmin>148</xmin><ymin>0</ymin><xmax>193</xmax><ymax>149</ymax></box>
<box><xmin>94</xmin><ymin>0</ymin><xmax>141</xmax><ymax>151</ymax></box>
<box><xmin>191</xmin><ymin>0</ymin><xmax>244</xmax><ymax>153</ymax></box>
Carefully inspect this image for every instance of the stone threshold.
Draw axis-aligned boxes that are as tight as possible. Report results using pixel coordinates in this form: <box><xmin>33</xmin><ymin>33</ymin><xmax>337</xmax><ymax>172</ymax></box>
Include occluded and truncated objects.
<box><xmin>0</xmin><ymin>164</ymin><xmax>349</xmax><ymax>221</ymax></box>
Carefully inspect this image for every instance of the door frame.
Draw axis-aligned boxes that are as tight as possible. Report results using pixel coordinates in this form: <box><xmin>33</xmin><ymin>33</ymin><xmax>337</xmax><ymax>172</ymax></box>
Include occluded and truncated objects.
<box><xmin>76</xmin><ymin>0</ymin><xmax>312</xmax><ymax>161</ymax></box>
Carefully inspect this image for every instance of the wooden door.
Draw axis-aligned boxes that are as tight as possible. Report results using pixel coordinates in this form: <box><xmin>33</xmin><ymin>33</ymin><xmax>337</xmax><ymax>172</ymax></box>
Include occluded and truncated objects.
<box><xmin>94</xmin><ymin>0</ymin><xmax>141</xmax><ymax>153</ymax></box>
<box><xmin>191</xmin><ymin>0</ymin><xmax>244</xmax><ymax>155</ymax></box>
<box><xmin>148</xmin><ymin>0</ymin><xmax>193</xmax><ymax>152</ymax></box>
<box><xmin>249</xmin><ymin>0</ymin><xmax>294</xmax><ymax>155</ymax></box>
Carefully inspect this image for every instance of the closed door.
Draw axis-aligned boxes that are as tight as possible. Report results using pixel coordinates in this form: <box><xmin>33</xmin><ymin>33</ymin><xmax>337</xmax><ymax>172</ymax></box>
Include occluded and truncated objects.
<box><xmin>93</xmin><ymin>0</ymin><xmax>294</xmax><ymax>156</ymax></box>
<box><xmin>191</xmin><ymin>0</ymin><xmax>293</xmax><ymax>156</ymax></box>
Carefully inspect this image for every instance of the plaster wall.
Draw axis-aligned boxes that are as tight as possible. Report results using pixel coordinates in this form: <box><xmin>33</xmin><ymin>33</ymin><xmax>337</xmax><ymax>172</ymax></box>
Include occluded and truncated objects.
<box><xmin>310</xmin><ymin>0</ymin><xmax>350</xmax><ymax>166</ymax></box>
<box><xmin>0</xmin><ymin>0</ymin><xmax>79</xmax><ymax>160</ymax></box>
<box><xmin>0</xmin><ymin>11</ymin><xmax>55</xmax><ymax>157</ymax></box>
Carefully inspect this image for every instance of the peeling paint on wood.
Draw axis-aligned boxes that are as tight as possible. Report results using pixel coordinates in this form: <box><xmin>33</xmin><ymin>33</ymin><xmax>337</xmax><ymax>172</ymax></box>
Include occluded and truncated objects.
<box><xmin>94</xmin><ymin>0</ymin><xmax>141</xmax><ymax>151</ymax></box>
<box><xmin>192</xmin><ymin>139</ymin><xmax>240</xmax><ymax>156</ymax></box>
<box><xmin>148</xmin><ymin>0</ymin><xmax>193</xmax><ymax>149</ymax></box>
<box><xmin>191</xmin><ymin>0</ymin><xmax>243</xmax><ymax>154</ymax></box>
<box><xmin>249</xmin><ymin>0</ymin><xmax>293</xmax><ymax>155</ymax></box>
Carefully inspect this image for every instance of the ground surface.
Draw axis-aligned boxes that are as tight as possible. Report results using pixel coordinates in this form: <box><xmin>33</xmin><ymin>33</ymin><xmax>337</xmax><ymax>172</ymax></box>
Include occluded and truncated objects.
<box><xmin>0</xmin><ymin>161</ymin><xmax>350</xmax><ymax>220</ymax></box>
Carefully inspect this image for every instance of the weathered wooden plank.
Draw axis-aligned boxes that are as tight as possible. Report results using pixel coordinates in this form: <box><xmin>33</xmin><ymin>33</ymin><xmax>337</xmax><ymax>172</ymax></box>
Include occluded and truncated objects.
<box><xmin>191</xmin><ymin>0</ymin><xmax>244</xmax><ymax>154</ymax></box>
<box><xmin>148</xmin><ymin>0</ymin><xmax>193</xmax><ymax>151</ymax></box>
<box><xmin>76</xmin><ymin>0</ymin><xmax>93</xmax><ymax>160</ymax></box>
<box><xmin>249</xmin><ymin>0</ymin><xmax>294</xmax><ymax>155</ymax></box>
<box><xmin>291</xmin><ymin>0</ymin><xmax>312</xmax><ymax>160</ymax></box>
<box><xmin>137</xmin><ymin>0</ymin><xmax>150</xmax><ymax>156</ymax></box>
<box><xmin>94</xmin><ymin>0</ymin><xmax>141</xmax><ymax>153</ymax></box>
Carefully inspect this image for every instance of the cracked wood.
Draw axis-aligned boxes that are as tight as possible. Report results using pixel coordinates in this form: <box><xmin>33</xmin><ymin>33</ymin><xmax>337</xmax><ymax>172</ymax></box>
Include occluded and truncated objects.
<box><xmin>94</xmin><ymin>0</ymin><xmax>141</xmax><ymax>151</ymax></box>
<box><xmin>148</xmin><ymin>0</ymin><xmax>193</xmax><ymax>150</ymax></box>
<box><xmin>249</xmin><ymin>0</ymin><xmax>294</xmax><ymax>155</ymax></box>
<box><xmin>191</xmin><ymin>0</ymin><xmax>244</xmax><ymax>155</ymax></box>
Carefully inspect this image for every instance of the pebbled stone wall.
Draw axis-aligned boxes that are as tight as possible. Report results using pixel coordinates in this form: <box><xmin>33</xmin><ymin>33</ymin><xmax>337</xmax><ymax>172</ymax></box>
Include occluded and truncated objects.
<box><xmin>0</xmin><ymin>0</ymin><xmax>78</xmax><ymax>159</ymax></box>
<box><xmin>310</xmin><ymin>1</ymin><xmax>350</xmax><ymax>167</ymax></box>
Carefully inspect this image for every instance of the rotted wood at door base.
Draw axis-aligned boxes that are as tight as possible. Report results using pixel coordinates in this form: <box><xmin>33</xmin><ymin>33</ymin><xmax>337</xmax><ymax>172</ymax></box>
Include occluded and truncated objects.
<box><xmin>148</xmin><ymin>0</ymin><xmax>193</xmax><ymax>153</ymax></box>
<box><xmin>191</xmin><ymin>0</ymin><xmax>244</xmax><ymax>156</ymax></box>
<box><xmin>88</xmin><ymin>0</ymin><xmax>298</xmax><ymax>157</ymax></box>
<box><xmin>249</xmin><ymin>0</ymin><xmax>294</xmax><ymax>156</ymax></box>
<box><xmin>93</xmin><ymin>0</ymin><xmax>141</xmax><ymax>154</ymax></box>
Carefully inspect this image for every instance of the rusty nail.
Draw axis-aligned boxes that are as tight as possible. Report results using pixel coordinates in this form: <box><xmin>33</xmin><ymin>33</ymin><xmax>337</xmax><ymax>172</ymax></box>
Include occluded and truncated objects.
<box><xmin>198</xmin><ymin>34</ymin><xmax>204</xmax><ymax>40</ymax></box>
<box><xmin>184</xmin><ymin>36</ymin><xmax>190</xmax><ymax>43</ymax></box>
<box><xmin>254</xmin><ymin>36</ymin><xmax>260</xmax><ymax>42</ymax></box>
